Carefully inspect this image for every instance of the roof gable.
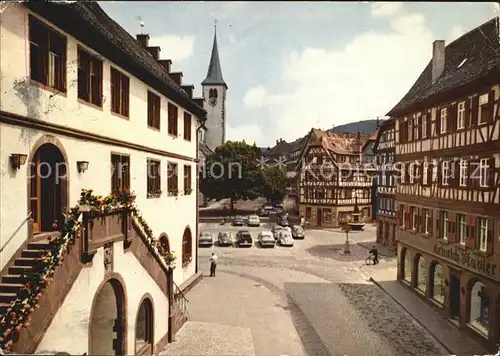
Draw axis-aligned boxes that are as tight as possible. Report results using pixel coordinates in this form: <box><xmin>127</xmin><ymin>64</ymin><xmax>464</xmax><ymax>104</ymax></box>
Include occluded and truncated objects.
<box><xmin>388</xmin><ymin>18</ymin><xmax>500</xmax><ymax>117</ymax></box>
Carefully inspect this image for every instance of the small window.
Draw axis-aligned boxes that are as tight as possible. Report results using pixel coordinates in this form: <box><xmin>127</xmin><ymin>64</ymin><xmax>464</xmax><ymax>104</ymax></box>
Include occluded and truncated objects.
<box><xmin>477</xmin><ymin>218</ymin><xmax>488</xmax><ymax>252</ymax></box>
<box><xmin>440</xmin><ymin>108</ymin><xmax>447</xmax><ymax>134</ymax></box>
<box><xmin>457</xmin><ymin>102</ymin><xmax>465</xmax><ymax>129</ymax></box>
<box><xmin>147</xmin><ymin>159</ymin><xmax>161</xmax><ymax>198</ymax></box>
<box><xmin>147</xmin><ymin>91</ymin><xmax>161</xmax><ymax>130</ymax></box>
<box><xmin>479</xmin><ymin>158</ymin><xmax>489</xmax><ymax>187</ymax></box>
<box><xmin>183</xmin><ymin>112</ymin><xmax>192</xmax><ymax>141</ymax></box>
<box><xmin>111</xmin><ymin>154</ymin><xmax>130</xmax><ymax>193</ymax></box>
<box><xmin>421</xmin><ymin>115</ymin><xmax>427</xmax><ymax>138</ymax></box>
<box><xmin>423</xmin><ymin>209</ymin><xmax>430</xmax><ymax>234</ymax></box>
<box><xmin>29</xmin><ymin>15</ymin><xmax>67</xmax><ymax>92</ymax></box>
<box><xmin>183</xmin><ymin>164</ymin><xmax>192</xmax><ymax>195</ymax></box>
<box><xmin>459</xmin><ymin>159</ymin><xmax>467</xmax><ymax>187</ymax></box>
<box><xmin>77</xmin><ymin>47</ymin><xmax>103</xmax><ymax>106</ymax></box>
<box><xmin>458</xmin><ymin>214</ymin><xmax>467</xmax><ymax>245</ymax></box>
<box><xmin>440</xmin><ymin>211</ymin><xmax>449</xmax><ymax>240</ymax></box>
<box><xmin>168</xmin><ymin>103</ymin><xmax>178</xmax><ymax>136</ymax></box>
<box><xmin>110</xmin><ymin>67</ymin><xmax>130</xmax><ymax>117</ymax></box>
<box><xmin>167</xmin><ymin>162</ymin><xmax>178</xmax><ymax>194</ymax></box>
<box><xmin>479</xmin><ymin>94</ymin><xmax>489</xmax><ymax>124</ymax></box>
<box><xmin>442</xmin><ymin>161</ymin><xmax>450</xmax><ymax>185</ymax></box>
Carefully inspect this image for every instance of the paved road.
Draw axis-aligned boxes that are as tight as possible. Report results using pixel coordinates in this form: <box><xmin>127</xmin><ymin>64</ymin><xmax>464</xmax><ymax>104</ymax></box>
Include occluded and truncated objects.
<box><xmin>165</xmin><ymin>225</ymin><xmax>450</xmax><ymax>356</ymax></box>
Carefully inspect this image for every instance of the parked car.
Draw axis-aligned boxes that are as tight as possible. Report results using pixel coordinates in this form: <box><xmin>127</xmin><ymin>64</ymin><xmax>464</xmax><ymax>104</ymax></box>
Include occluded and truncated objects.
<box><xmin>259</xmin><ymin>206</ymin><xmax>277</xmax><ymax>217</ymax></box>
<box><xmin>271</xmin><ymin>225</ymin><xmax>284</xmax><ymax>240</ymax></box>
<box><xmin>233</xmin><ymin>215</ymin><xmax>244</xmax><ymax>226</ymax></box>
<box><xmin>277</xmin><ymin>230</ymin><xmax>294</xmax><ymax>247</ymax></box>
<box><xmin>277</xmin><ymin>214</ymin><xmax>289</xmax><ymax>227</ymax></box>
<box><xmin>257</xmin><ymin>231</ymin><xmax>275</xmax><ymax>248</ymax></box>
<box><xmin>217</xmin><ymin>232</ymin><xmax>233</xmax><ymax>246</ymax></box>
<box><xmin>247</xmin><ymin>214</ymin><xmax>261</xmax><ymax>227</ymax></box>
<box><xmin>198</xmin><ymin>232</ymin><xmax>213</xmax><ymax>247</ymax></box>
<box><xmin>291</xmin><ymin>225</ymin><xmax>305</xmax><ymax>239</ymax></box>
<box><xmin>274</xmin><ymin>205</ymin><xmax>284</xmax><ymax>214</ymax></box>
<box><xmin>236</xmin><ymin>230</ymin><xmax>253</xmax><ymax>247</ymax></box>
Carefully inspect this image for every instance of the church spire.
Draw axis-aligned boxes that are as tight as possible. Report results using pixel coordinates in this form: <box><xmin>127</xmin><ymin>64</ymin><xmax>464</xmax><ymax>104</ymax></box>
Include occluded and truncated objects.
<box><xmin>202</xmin><ymin>21</ymin><xmax>227</xmax><ymax>89</ymax></box>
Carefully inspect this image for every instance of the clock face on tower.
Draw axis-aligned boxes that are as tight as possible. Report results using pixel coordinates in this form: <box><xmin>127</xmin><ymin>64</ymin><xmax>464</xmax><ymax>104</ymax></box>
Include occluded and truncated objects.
<box><xmin>209</xmin><ymin>97</ymin><xmax>217</xmax><ymax>106</ymax></box>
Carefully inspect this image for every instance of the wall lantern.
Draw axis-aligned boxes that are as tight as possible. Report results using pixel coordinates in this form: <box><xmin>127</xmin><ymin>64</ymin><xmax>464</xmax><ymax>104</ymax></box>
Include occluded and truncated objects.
<box><xmin>77</xmin><ymin>161</ymin><xmax>89</xmax><ymax>173</ymax></box>
<box><xmin>10</xmin><ymin>153</ymin><xmax>27</xmax><ymax>169</ymax></box>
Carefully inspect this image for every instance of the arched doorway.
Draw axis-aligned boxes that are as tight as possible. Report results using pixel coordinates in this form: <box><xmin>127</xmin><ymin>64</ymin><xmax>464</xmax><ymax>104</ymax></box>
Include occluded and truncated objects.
<box><xmin>135</xmin><ymin>296</ymin><xmax>154</xmax><ymax>355</ymax></box>
<box><xmin>182</xmin><ymin>227</ymin><xmax>192</xmax><ymax>267</ymax></box>
<box><xmin>29</xmin><ymin>143</ymin><xmax>68</xmax><ymax>234</ymax></box>
<box><xmin>89</xmin><ymin>278</ymin><xmax>126</xmax><ymax>355</ymax></box>
<box><xmin>400</xmin><ymin>247</ymin><xmax>412</xmax><ymax>284</ymax></box>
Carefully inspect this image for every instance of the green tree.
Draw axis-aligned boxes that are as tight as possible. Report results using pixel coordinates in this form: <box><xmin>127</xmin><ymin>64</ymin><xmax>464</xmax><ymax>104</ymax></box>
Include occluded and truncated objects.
<box><xmin>260</xmin><ymin>165</ymin><xmax>288</xmax><ymax>205</ymax></box>
<box><xmin>200</xmin><ymin>140</ymin><xmax>263</xmax><ymax>212</ymax></box>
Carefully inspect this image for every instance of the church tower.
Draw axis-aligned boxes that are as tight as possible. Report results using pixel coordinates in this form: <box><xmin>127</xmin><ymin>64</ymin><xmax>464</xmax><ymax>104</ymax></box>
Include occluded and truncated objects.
<box><xmin>201</xmin><ymin>23</ymin><xmax>227</xmax><ymax>151</ymax></box>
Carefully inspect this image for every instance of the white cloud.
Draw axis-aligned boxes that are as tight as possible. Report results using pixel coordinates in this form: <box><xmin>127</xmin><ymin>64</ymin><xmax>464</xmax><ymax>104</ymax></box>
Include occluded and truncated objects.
<box><xmin>149</xmin><ymin>35</ymin><xmax>195</xmax><ymax>61</ymax></box>
<box><xmin>227</xmin><ymin>124</ymin><xmax>263</xmax><ymax>145</ymax></box>
<box><xmin>252</xmin><ymin>7</ymin><xmax>435</xmax><ymax>143</ymax></box>
<box><xmin>243</xmin><ymin>86</ymin><xmax>268</xmax><ymax>109</ymax></box>
<box><xmin>371</xmin><ymin>2</ymin><xmax>403</xmax><ymax>17</ymax></box>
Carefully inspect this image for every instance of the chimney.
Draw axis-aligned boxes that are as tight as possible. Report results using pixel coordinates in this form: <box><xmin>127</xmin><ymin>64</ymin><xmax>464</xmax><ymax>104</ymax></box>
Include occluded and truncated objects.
<box><xmin>181</xmin><ymin>85</ymin><xmax>194</xmax><ymax>99</ymax></box>
<box><xmin>276</xmin><ymin>139</ymin><xmax>279</xmax><ymax>145</ymax></box>
<box><xmin>376</xmin><ymin>117</ymin><xmax>380</xmax><ymax>127</ymax></box>
<box><xmin>170</xmin><ymin>72</ymin><xmax>183</xmax><ymax>86</ymax></box>
<box><xmin>136</xmin><ymin>34</ymin><xmax>149</xmax><ymax>48</ymax></box>
<box><xmin>146</xmin><ymin>46</ymin><xmax>161</xmax><ymax>60</ymax></box>
<box><xmin>432</xmin><ymin>40</ymin><xmax>445</xmax><ymax>84</ymax></box>
<box><xmin>158</xmin><ymin>59</ymin><xmax>172</xmax><ymax>73</ymax></box>
<box><xmin>193</xmin><ymin>98</ymin><xmax>204</xmax><ymax>107</ymax></box>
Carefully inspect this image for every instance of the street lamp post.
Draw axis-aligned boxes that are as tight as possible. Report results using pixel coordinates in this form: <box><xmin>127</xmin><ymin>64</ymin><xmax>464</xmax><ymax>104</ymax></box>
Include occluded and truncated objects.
<box><xmin>342</xmin><ymin>224</ymin><xmax>352</xmax><ymax>254</ymax></box>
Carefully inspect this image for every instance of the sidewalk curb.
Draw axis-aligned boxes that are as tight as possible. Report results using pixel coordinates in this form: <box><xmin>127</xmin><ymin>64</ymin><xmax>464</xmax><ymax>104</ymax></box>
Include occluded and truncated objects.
<box><xmin>369</xmin><ymin>277</ymin><xmax>454</xmax><ymax>355</ymax></box>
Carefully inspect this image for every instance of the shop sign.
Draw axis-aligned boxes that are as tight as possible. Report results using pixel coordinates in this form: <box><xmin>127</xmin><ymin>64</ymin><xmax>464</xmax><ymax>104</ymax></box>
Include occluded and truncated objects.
<box><xmin>434</xmin><ymin>243</ymin><xmax>498</xmax><ymax>278</ymax></box>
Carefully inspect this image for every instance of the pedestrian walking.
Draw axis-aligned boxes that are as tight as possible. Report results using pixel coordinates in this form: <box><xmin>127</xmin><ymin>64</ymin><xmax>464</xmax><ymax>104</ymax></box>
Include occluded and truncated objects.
<box><xmin>209</xmin><ymin>253</ymin><xmax>218</xmax><ymax>277</ymax></box>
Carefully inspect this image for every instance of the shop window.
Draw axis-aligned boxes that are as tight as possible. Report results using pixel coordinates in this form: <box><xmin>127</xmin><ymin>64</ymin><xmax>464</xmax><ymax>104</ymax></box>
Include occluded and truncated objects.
<box><xmin>416</xmin><ymin>255</ymin><xmax>427</xmax><ymax>292</ymax></box>
<box><xmin>431</xmin><ymin>263</ymin><xmax>445</xmax><ymax>304</ymax></box>
<box><xmin>469</xmin><ymin>281</ymin><xmax>489</xmax><ymax>336</ymax></box>
<box><xmin>400</xmin><ymin>248</ymin><xmax>412</xmax><ymax>283</ymax></box>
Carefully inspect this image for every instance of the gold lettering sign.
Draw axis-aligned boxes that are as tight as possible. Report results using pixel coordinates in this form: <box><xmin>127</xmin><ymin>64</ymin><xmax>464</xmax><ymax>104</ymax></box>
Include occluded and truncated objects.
<box><xmin>434</xmin><ymin>243</ymin><xmax>497</xmax><ymax>278</ymax></box>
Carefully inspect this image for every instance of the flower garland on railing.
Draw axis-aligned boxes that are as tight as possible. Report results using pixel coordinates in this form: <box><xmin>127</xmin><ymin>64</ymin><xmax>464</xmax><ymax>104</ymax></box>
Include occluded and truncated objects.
<box><xmin>0</xmin><ymin>188</ymin><xmax>171</xmax><ymax>350</ymax></box>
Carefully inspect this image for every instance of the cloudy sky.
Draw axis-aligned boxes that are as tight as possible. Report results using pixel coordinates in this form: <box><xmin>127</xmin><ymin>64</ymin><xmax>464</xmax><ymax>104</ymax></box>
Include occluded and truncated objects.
<box><xmin>101</xmin><ymin>1</ymin><xmax>499</xmax><ymax>147</ymax></box>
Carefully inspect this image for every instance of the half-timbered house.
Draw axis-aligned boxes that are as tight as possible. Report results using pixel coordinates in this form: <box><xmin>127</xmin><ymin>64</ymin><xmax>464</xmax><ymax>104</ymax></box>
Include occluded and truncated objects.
<box><xmin>297</xmin><ymin>129</ymin><xmax>375</xmax><ymax>228</ymax></box>
<box><xmin>373</xmin><ymin>119</ymin><xmax>396</xmax><ymax>248</ymax></box>
<box><xmin>362</xmin><ymin>127</ymin><xmax>379</xmax><ymax>222</ymax></box>
<box><xmin>388</xmin><ymin>18</ymin><xmax>500</xmax><ymax>349</ymax></box>
<box><xmin>0</xmin><ymin>2</ymin><xmax>205</xmax><ymax>354</ymax></box>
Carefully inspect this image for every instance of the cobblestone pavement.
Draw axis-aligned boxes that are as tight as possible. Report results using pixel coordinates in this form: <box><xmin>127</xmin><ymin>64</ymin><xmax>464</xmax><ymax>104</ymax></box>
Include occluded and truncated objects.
<box><xmin>177</xmin><ymin>226</ymin><xmax>482</xmax><ymax>355</ymax></box>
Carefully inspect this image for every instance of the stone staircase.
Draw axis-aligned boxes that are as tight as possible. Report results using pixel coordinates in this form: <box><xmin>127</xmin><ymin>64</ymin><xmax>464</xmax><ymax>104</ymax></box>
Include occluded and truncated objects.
<box><xmin>0</xmin><ymin>240</ymin><xmax>51</xmax><ymax>316</ymax></box>
<box><xmin>171</xmin><ymin>282</ymin><xmax>189</xmax><ymax>338</ymax></box>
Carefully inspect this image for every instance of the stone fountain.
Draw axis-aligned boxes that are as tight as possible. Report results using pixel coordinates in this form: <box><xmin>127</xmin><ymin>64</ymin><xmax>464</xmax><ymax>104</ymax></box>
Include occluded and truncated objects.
<box><xmin>348</xmin><ymin>196</ymin><xmax>365</xmax><ymax>231</ymax></box>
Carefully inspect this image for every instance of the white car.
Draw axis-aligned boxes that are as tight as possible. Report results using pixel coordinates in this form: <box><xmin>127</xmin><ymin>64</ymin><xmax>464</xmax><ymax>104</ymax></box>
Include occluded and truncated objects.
<box><xmin>271</xmin><ymin>225</ymin><xmax>284</xmax><ymax>240</ymax></box>
<box><xmin>247</xmin><ymin>214</ymin><xmax>261</xmax><ymax>227</ymax></box>
<box><xmin>277</xmin><ymin>231</ymin><xmax>294</xmax><ymax>247</ymax></box>
<box><xmin>257</xmin><ymin>231</ymin><xmax>275</xmax><ymax>248</ymax></box>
